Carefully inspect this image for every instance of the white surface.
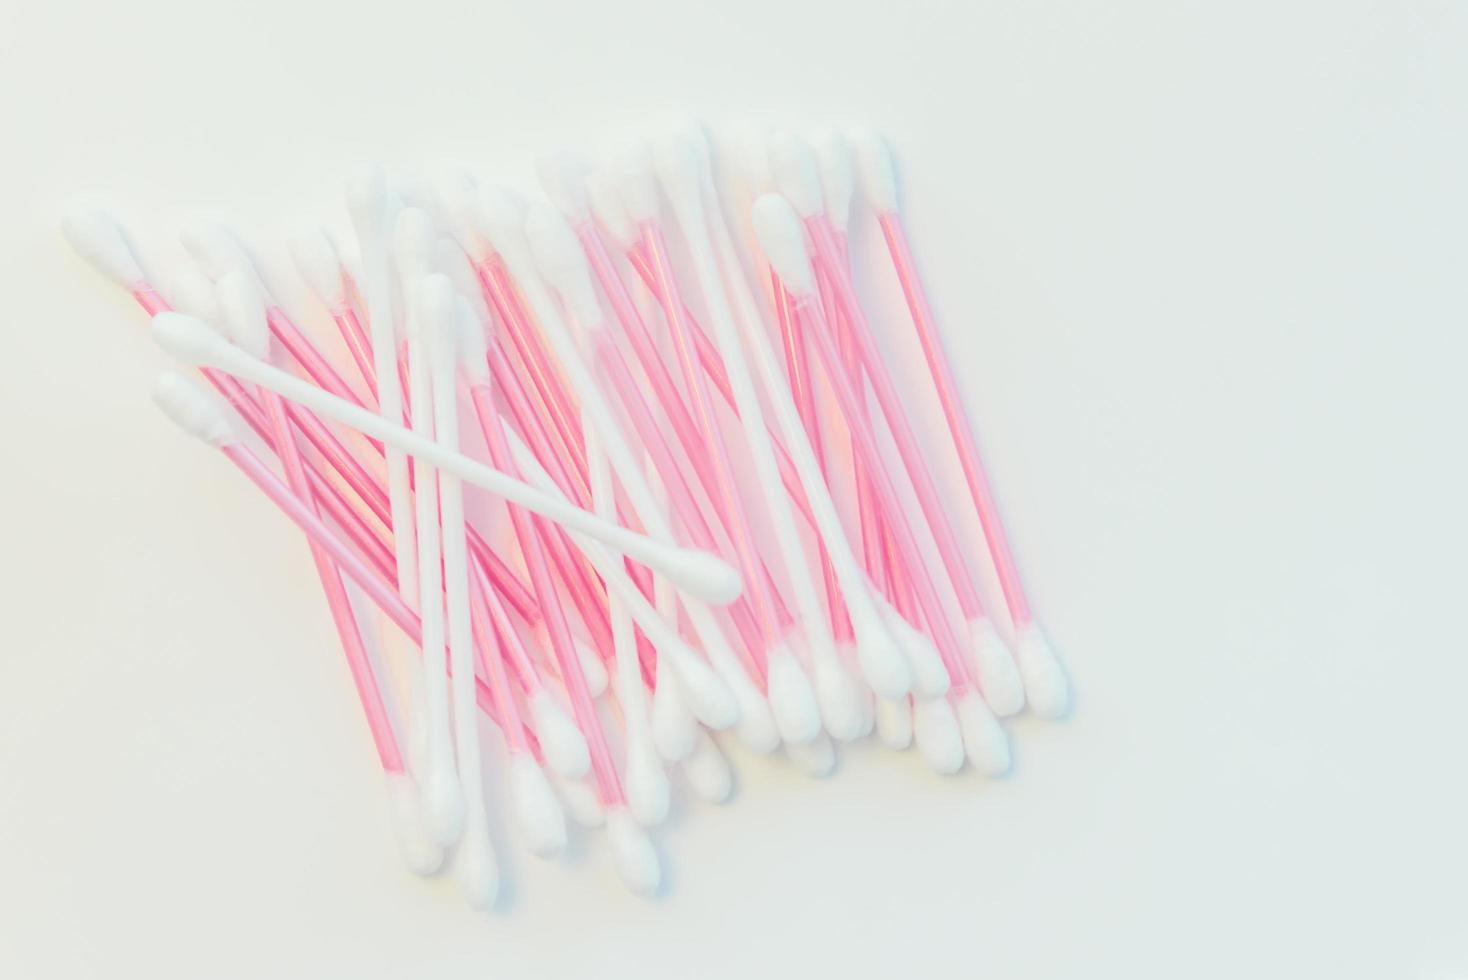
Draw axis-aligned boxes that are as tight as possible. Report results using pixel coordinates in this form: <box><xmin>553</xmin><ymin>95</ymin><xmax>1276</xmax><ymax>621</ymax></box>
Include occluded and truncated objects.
<box><xmin>2</xmin><ymin>1</ymin><xmax>1466</xmax><ymax>977</ymax></box>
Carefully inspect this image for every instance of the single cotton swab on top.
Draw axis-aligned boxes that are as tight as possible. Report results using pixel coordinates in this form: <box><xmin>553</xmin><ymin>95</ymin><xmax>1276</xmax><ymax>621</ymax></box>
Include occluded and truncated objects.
<box><xmin>148</xmin><ymin>311</ymin><xmax>743</xmax><ymax>606</ymax></box>
<box><xmin>849</xmin><ymin>129</ymin><xmax>1070</xmax><ymax>718</ymax></box>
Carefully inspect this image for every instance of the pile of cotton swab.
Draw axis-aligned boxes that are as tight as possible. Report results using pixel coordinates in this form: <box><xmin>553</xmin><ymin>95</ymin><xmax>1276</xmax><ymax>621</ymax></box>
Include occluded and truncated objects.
<box><xmin>62</xmin><ymin>122</ymin><xmax>1069</xmax><ymax>904</ymax></box>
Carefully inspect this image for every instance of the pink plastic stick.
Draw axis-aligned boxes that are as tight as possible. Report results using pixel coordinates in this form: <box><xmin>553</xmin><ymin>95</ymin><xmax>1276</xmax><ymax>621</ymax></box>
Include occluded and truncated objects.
<box><xmin>878</xmin><ymin>213</ymin><xmax>1033</xmax><ymax>627</ymax></box>
<box><xmin>259</xmin><ymin>385</ymin><xmax>403</xmax><ymax>772</ymax></box>
<box><xmin>770</xmin><ymin>274</ymin><xmax>853</xmax><ymax>645</ymax></box>
<box><xmin>267</xmin><ymin>305</ymin><xmax>370</xmax><ymax>410</ymax></box>
<box><xmin>783</xmin><ymin>288</ymin><xmax>977</xmax><ymax>693</ymax></box>
<box><xmin>466</xmin><ymin>383</ymin><xmax>624</xmax><ymax>805</ymax></box>
<box><xmin>331</xmin><ymin>306</ymin><xmax>378</xmax><ymax>395</ymax></box>
<box><xmin>804</xmin><ymin>216</ymin><xmax>986</xmax><ymax>623</ymax></box>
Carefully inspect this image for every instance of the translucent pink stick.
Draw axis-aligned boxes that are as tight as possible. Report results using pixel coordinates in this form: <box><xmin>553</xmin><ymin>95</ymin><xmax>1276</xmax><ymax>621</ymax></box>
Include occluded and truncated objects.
<box><xmin>804</xmin><ymin>216</ymin><xmax>986</xmax><ymax>623</ymax></box>
<box><xmin>878</xmin><ymin>213</ymin><xmax>1032</xmax><ymax>627</ymax></box>
<box><xmin>466</xmin><ymin>382</ymin><xmax>624</xmax><ymax>806</ymax></box>
<box><xmin>575</xmin><ymin>222</ymin><xmax>794</xmax><ymax>632</ymax></box>
<box><xmin>331</xmin><ymin>306</ymin><xmax>378</xmax><ymax>395</ymax></box>
<box><xmin>783</xmin><ymin>288</ymin><xmax>977</xmax><ymax>692</ymax></box>
<box><xmin>770</xmin><ymin>273</ymin><xmax>853</xmax><ymax>645</ymax></box>
<box><xmin>259</xmin><ymin>386</ymin><xmax>403</xmax><ymax>772</ymax></box>
<box><xmin>267</xmin><ymin>305</ymin><xmax>370</xmax><ymax>410</ymax></box>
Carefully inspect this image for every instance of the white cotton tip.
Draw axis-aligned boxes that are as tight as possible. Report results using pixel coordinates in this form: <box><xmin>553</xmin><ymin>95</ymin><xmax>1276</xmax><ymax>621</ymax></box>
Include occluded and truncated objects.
<box><xmin>1016</xmin><ymin>624</ymin><xmax>1071</xmax><ymax>719</ymax></box>
<box><xmin>668</xmin><ymin>654</ymin><xmax>740</xmax><ymax>731</ymax></box>
<box><xmin>730</xmin><ymin>678</ymin><xmax>780</xmax><ymax>755</ymax></box>
<box><xmin>851</xmin><ymin>611</ymin><xmax>912</xmax><ymax>700</ymax></box>
<box><xmin>751</xmin><ymin>194</ymin><xmax>817</xmax><ymax>297</ymax></box>
<box><xmin>683</xmin><ymin>730</ymin><xmax>734</xmax><ymax>804</ymax></box>
<box><xmin>411</xmin><ymin>273</ymin><xmax>458</xmax><ymax>358</ymax></box>
<box><xmin>180</xmin><ymin>221</ymin><xmax>255</xmax><ymax>285</ymax></box>
<box><xmin>509</xmin><ymin>755</ymin><xmax>567</xmax><ymax>858</ymax></box>
<box><xmin>624</xmin><ymin>742</ymin><xmax>671</xmax><ymax>828</ymax></box>
<box><xmin>439</xmin><ymin>237</ymin><xmax>491</xmax><ymax>316</ymax></box>
<box><xmin>524</xmin><ymin>203</ymin><xmax>603</xmax><ymax>328</ymax></box>
<box><xmin>214</xmin><ymin>268</ymin><xmax>271</xmax><ymax>359</ymax></box>
<box><xmin>289</xmin><ymin>226</ymin><xmax>347</xmax><ymax>309</ymax></box>
<box><xmin>151</xmin><ymin>312</ymin><xmax>234</xmax><ymax>368</ymax></box>
<box><xmin>606</xmin><ymin>808</ymin><xmax>661</xmax><ymax>897</ymax></box>
<box><xmin>812</xmin><ymin>652</ymin><xmax>867</xmax><ymax>742</ymax></box>
<box><xmin>166</xmin><ymin>264</ymin><xmax>221</xmax><ymax>322</ymax></box>
<box><xmin>422</xmin><ymin>757</ymin><xmax>466</xmax><ymax>846</ymax></box>
<box><xmin>575</xmin><ymin>637</ymin><xmax>609</xmax><ymax>698</ymax></box>
<box><xmin>662</xmin><ymin>549</ymin><xmax>743</xmax><ymax>606</ymax></box>
<box><xmin>453</xmin><ymin>821</ymin><xmax>499</xmax><ymax>910</ymax></box>
<box><xmin>878</xmin><ymin>603</ymin><xmax>950</xmax><ymax>700</ymax></box>
<box><xmin>765</xmin><ymin>646</ymin><xmax>822</xmax><ymax>745</ymax></box>
<box><xmin>326</xmin><ymin>222</ymin><xmax>365</xmax><ymax>290</ymax></box>
<box><xmin>154</xmin><ymin>370</ymin><xmax>242</xmax><ymax>448</ymax></box>
<box><xmin>650</xmin><ymin>133</ymin><xmax>705</xmax><ymax>218</ymax></box>
<box><xmin>810</xmin><ymin>128</ymin><xmax>856</xmax><ymax>232</ymax></box>
<box><xmin>61</xmin><ymin>204</ymin><xmax>145</xmax><ymax>286</ymax></box>
<box><xmin>614</xmin><ymin>142</ymin><xmax>662</xmax><ymax>223</ymax></box>
<box><xmin>875</xmin><ymin>697</ymin><xmax>913</xmax><ymax>750</ymax></box>
<box><xmin>431</xmin><ymin>169</ymin><xmax>485</xmax><ymax>256</ymax></box>
<box><xmin>912</xmin><ymin>697</ymin><xmax>965</xmax><ymax>775</ymax></box>
<box><xmin>956</xmin><ymin>692</ymin><xmax>1012</xmax><ymax>777</ymax></box>
<box><xmin>786</xmin><ymin>732</ymin><xmax>837</xmax><ymax>778</ymax></box>
<box><xmin>535</xmin><ymin>149</ymin><xmax>592</xmax><ymax>222</ymax></box>
<box><xmin>729</xmin><ymin>125</ymin><xmax>774</xmax><ymax>196</ymax></box>
<box><xmin>550</xmin><ymin>772</ymin><xmax>605</xmax><ymax>828</ymax></box>
<box><xmin>650</xmin><ymin>673</ymin><xmax>698</xmax><ymax>762</ymax></box>
<box><xmin>453</xmin><ymin>297</ymin><xmax>491</xmax><ymax>385</ymax></box>
<box><xmin>392</xmin><ymin>207</ymin><xmax>437</xmax><ymax>281</ymax></box>
<box><xmin>384</xmin><ymin>771</ymin><xmax>445</xmax><ymax>876</ymax></box>
<box><xmin>584</xmin><ymin>169</ymin><xmax>639</xmax><ymax>247</ymax></box>
<box><xmin>849</xmin><ymin>128</ymin><xmax>900</xmax><ymax>214</ymax></box>
<box><xmin>346</xmin><ymin>163</ymin><xmax>390</xmax><ymax>237</ymax></box>
<box><xmin>768</xmin><ymin>131</ymin><xmax>825</xmax><ymax>218</ymax></box>
<box><xmin>969</xmin><ymin>618</ymin><xmax>1026</xmax><ymax>717</ymax></box>
<box><xmin>529</xmin><ymin>690</ymin><xmax>591</xmax><ymax>779</ymax></box>
<box><xmin>474</xmin><ymin>186</ymin><xmax>531</xmax><ymax>264</ymax></box>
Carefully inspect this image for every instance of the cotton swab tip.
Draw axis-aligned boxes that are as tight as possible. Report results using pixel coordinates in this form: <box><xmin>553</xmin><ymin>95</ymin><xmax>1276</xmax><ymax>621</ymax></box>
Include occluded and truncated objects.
<box><xmin>152</xmin><ymin>311</ymin><xmax>233</xmax><ymax>366</ymax></box>
<box><xmin>785</xmin><ymin>732</ymin><xmax>837</xmax><ymax>778</ymax></box>
<box><xmin>850</xmin><ymin>613</ymin><xmax>912</xmax><ymax>700</ymax></box>
<box><xmin>849</xmin><ymin>128</ymin><xmax>900</xmax><ymax>213</ymax></box>
<box><xmin>650</xmin><ymin>675</ymin><xmax>698</xmax><ymax>762</ymax></box>
<box><xmin>879</xmin><ymin>602</ymin><xmax>950</xmax><ymax>701</ymax></box>
<box><xmin>575</xmin><ymin>636</ymin><xmax>610</xmax><ymax>698</ymax></box>
<box><xmin>912</xmin><ymin>698</ymin><xmax>964</xmax><ymax>775</ymax></box>
<box><xmin>810</xmin><ymin>128</ymin><xmax>856</xmax><ymax>231</ymax></box>
<box><xmin>624</xmin><ymin>743</ymin><xmax>671</xmax><ymax>827</ymax></box>
<box><xmin>660</xmin><ymin>548</ymin><xmax>743</xmax><ymax>607</ymax></box>
<box><xmin>650</xmin><ymin>133</ymin><xmax>705</xmax><ymax>216</ymax></box>
<box><xmin>551</xmin><ymin>772</ymin><xmax>605</xmax><ymax>828</ymax></box>
<box><xmin>454</xmin><ymin>823</ymin><xmax>500</xmax><ymax>910</ymax></box>
<box><xmin>475</xmin><ymin>185</ymin><xmax>529</xmax><ymax>262</ymax></box>
<box><xmin>288</xmin><ymin>227</ymin><xmax>347</xmax><ymax>309</ymax></box>
<box><xmin>393</xmin><ymin>207</ymin><xmax>438</xmax><ymax>281</ymax></box>
<box><xmin>614</xmin><ymin>141</ymin><xmax>662</xmax><ymax>223</ymax></box>
<box><xmin>683</xmin><ymin>730</ymin><xmax>734</xmax><ymax>804</ymax></box>
<box><xmin>60</xmin><ymin>204</ymin><xmax>144</xmax><ymax>286</ymax></box>
<box><xmin>875</xmin><ymin>697</ymin><xmax>913</xmax><ymax>750</ymax></box>
<box><xmin>728</xmin><ymin>124</ymin><xmax>774</xmax><ymax>196</ymax></box>
<box><xmin>969</xmin><ymin>618</ymin><xmax>1025</xmax><ymax>717</ymax></box>
<box><xmin>384</xmin><ymin>771</ymin><xmax>445</xmax><ymax>876</ymax></box>
<box><xmin>152</xmin><ymin>372</ymin><xmax>241</xmax><ymax>448</ymax></box>
<box><xmin>955</xmin><ymin>692</ymin><xmax>1011</xmax><ymax>777</ymax></box>
<box><xmin>166</xmin><ymin>264</ymin><xmax>222</xmax><ymax>322</ymax></box>
<box><xmin>606</xmin><ymin>808</ymin><xmax>661</xmax><ymax>897</ymax></box>
<box><xmin>529</xmin><ymin>690</ymin><xmax>592</xmax><ymax>779</ymax></box>
<box><xmin>453</xmin><ymin>297</ymin><xmax>492</xmax><ymax>385</ymax></box>
<box><xmin>765</xmin><ymin>646</ymin><xmax>822</xmax><ymax>745</ymax></box>
<box><xmin>667</xmin><ymin>655</ymin><xmax>740</xmax><ymax>731</ymax></box>
<box><xmin>509</xmin><ymin>755</ymin><xmax>568</xmax><ymax>857</ymax></box>
<box><xmin>729</xmin><ymin>678</ymin><xmax>780</xmax><ymax>754</ymax></box>
<box><xmin>524</xmin><ymin>203</ymin><xmax>604</xmax><ymax>328</ymax></box>
<box><xmin>345</xmin><ymin>163</ymin><xmax>390</xmax><ymax>236</ymax></box>
<box><xmin>535</xmin><ymin>149</ymin><xmax>592</xmax><ymax>222</ymax></box>
<box><xmin>751</xmin><ymin>194</ymin><xmax>817</xmax><ymax>297</ymax></box>
<box><xmin>768</xmin><ymin>131</ymin><xmax>824</xmax><ymax>218</ymax></box>
<box><xmin>811</xmin><ymin>651</ymin><xmax>866</xmax><ymax>741</ymax></box>
<box><xmin>1015</xmin><ymin>625</ymin><xmax>1071</xmax><ymax>719</ymax></box>
<box><xmin>180</xmin><ymin>220</ymin><xmax>254</xmax><ymax>284</ymax></box>
<box><xmin>215</xmin><ymin>268</ymin><xmax>271</xmax><ymax>359</ymax></box>
<box><xmin>423</xmin><ymin>760</ymin><xmax>467</xmax><ymax>846</ymax></box>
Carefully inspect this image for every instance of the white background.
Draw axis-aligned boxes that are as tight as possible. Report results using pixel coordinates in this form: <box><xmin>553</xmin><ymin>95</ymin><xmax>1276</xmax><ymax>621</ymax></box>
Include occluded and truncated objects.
<box><xmin>3</xmin><ymin>1</ymin><xmax>1466</xmax><ymax>977</ymax></box>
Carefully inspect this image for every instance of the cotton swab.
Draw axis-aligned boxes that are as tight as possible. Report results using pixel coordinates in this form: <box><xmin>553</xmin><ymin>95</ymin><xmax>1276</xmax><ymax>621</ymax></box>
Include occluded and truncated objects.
<box><xmin>148</xmin><ymin>311</ymin><xmax>743</xmax><ymax>606</ymax></box>
<box><xmin>849</xmin><ymin>130</ymin><xmax>1070</xmax><ymax>719</ymax></box>
<box><xmin>289</xmin><ymin>226</ymin><xmax>377</xmax><ymax>392</ymax></box>
<box><xmin>658</xmin><ymin>132</ymin><xmax>912</xmax><ymax>705</ymax></box>
<box><xmin>520</xmin><ymin>200</ymin><xmax>780</xmax><ymax>755</ymax></box>
<box><xmin>769</xmin><ymin>132</ymin><xmax>1026</xmax><ymax>717</ymax></box>
<box><xmin>752</xmin><ymin>193</ymin><xmax>1011</xmax><ymax>777</ymax></box>
<box><xmin>417</xmin><ymin>274</ymin><xmax>501</xmax><ymax>904</ymax></box>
